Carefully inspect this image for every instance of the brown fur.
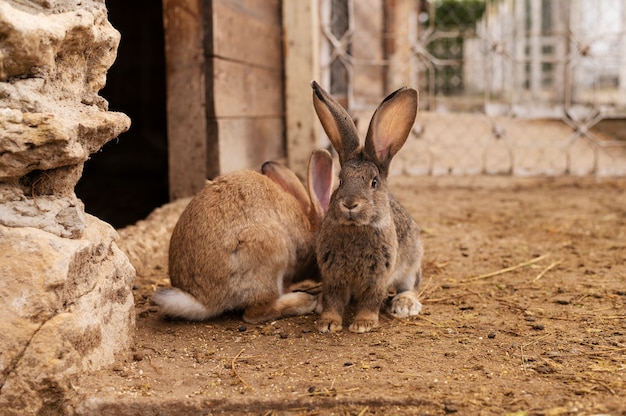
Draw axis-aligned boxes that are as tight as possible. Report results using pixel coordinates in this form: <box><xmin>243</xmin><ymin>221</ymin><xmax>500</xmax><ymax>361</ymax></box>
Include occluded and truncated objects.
<box><xmin>154</xmin><ymin>150</ymin><xmax>333</xmax><ymax>324</ymax></box>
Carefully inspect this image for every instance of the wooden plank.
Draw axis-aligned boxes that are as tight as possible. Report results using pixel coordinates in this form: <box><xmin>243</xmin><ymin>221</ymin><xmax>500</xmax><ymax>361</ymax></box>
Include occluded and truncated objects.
<box><xmin>210</xmin><ymin>1</ymin><xmax>284</xmax><ymax>176</ymax></box>
<box><xmin>216</xmin><ymin>118</ymin><xmax>284</xmax><ymax>173</ymax></box>
<box><xmin>164</xmin><ymin>0</ymin><xmax>285</xmax><ymax>187</ymax></box>
<box><xmin>384</xmin><ymin>0</ymin><xmax>416</xmax><ymax>92</ymax></box>
<box><xmin>215</xmin><ymin>0</ymin><xmax>281</xmax><ymax>26</ymax></box>
<box><xmin>212</xmin><ymin>0</ymin><xmax>282</xmax><ymax>69</ymax></box>
<box><xmin>163</xmin><ymin>0</ymin><xmax>216</xmax><ymax>200</ymax></box>
<box><xmin>283</xmin><ymin>0</ymin><xmax>321</xmax><ymax>179</ymax></box>
<box><xmin>212</xmin><ymin>58</ymin><xmax>283</xmax><ymax>118</ymax></box>
<box><xmin>353</xmin><ymin>0</ymin><xmax>385</xmax><ymax>107</ymax></box>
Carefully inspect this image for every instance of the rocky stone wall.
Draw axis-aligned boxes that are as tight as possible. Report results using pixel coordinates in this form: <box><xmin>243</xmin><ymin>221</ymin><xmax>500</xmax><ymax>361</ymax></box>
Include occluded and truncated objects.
<box><xmin>0</xmin><ymin>1</ymin><xmax>135</xmax><ymax>414</ymax></box>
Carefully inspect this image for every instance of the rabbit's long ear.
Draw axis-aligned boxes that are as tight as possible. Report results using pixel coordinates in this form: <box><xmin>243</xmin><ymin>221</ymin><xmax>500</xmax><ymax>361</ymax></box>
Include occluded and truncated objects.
<box><xmin>311</xmin><ymin>81</ymin><xmax>360</xmax><ymax>165</ymax></box>
<box><xmin>364</xmin><ymin>87</ymin><xmax>418</xmax><ymax>177</ymax></box>
<box><xmin>262</xmin><ymin>161</ymin><xmax>311</xmax><ymax>215</ymax></box>
<box><xmin>307</xmin><ymin>149</ymin><xmax>334</xmax><ymax>219</ymax></box>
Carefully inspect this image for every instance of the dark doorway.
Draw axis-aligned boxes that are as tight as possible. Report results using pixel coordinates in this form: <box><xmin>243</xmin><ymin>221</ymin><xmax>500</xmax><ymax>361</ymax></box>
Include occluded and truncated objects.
<box><xmin>76</xmin><ymin>0</ymin><xmax>169</xmax><ymax>229</ymax></box>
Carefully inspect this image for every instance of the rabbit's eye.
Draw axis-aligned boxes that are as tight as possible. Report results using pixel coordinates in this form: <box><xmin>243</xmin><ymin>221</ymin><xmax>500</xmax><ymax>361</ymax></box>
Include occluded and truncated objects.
<box><xmin>371</xmin><ymin>176</ymin><xmax>378</xmax><ymax>189</ymax></box>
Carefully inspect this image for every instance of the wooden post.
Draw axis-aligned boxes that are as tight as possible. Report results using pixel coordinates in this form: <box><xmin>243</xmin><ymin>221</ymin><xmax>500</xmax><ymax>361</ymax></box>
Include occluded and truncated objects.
<box><xmin>162</xmin><ymin>0</ymin><xmax>216</xmax><ymax>200</ymax></box>
<box><xmin>283</xmin><ymin>0</ymin><xmax>321</xmax><ymax>178</ymax></box>
<box><xmin>619</xmin><ymin>0</ymin><xmax>626</xmax><ymax>107</ymax></box>
<box><xmin>384</xmin><ymin>0</ymin><xmax>417</xmax><ymax>91</ymax></box>
<box><xmin>163</xmin><ymin>0</ymin><xmax>284</xmax><ymax>198</ymax></box>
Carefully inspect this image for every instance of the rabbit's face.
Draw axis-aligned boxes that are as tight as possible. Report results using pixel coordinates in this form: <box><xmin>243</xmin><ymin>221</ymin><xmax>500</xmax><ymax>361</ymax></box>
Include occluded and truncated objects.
<box><xmin>330</xmin><ymin>159</ymin><xmax>390</xmax><ymax>227</ymax></box>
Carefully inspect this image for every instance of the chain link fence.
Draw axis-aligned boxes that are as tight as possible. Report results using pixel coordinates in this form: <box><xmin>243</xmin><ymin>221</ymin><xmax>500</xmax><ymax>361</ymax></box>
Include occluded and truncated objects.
<box><xmin>319</xmin><ymin>0</ymin><xmax>626</xmax><ymax>176</ymax></box>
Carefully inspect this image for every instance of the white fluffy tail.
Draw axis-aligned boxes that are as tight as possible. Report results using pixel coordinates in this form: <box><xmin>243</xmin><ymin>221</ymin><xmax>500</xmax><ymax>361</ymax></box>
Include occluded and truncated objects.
<box><xmin>152</xmin><ymin>287</ymin><xmax>214</xmax><ymax>321</ymax></box>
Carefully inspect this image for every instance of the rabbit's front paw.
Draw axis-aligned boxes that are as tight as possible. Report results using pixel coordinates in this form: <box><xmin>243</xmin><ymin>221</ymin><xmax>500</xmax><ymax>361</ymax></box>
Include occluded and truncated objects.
<box><xmin>349</xmin><ymin>311</ymin><xmax>379</xmax><ymax>333</ymax></box>
<box><xmin>389</xmin><ymin>291</ymin><xmax>422</xmax><ymax>318</ymax></box>
<box><xmin>317</xmin><ymin>311</ymin><xmax>343</xmax><ymax>333</ymax></box>
<box><xmin>349</xmin><ymin>319</ymin><xmax>378</xmax><ymax>333</ymax></box>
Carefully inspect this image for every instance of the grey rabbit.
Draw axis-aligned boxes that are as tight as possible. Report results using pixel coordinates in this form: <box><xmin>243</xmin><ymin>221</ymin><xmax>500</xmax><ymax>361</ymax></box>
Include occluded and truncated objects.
<box><xmin>311</xmin><ymin>81</ymin><xmax>424</xmax><ymax>333</ymax></box>
<box><xmin>153</xmin><ymin>149</ymin><xmax>334</xmax><ymax>324</ymax></box>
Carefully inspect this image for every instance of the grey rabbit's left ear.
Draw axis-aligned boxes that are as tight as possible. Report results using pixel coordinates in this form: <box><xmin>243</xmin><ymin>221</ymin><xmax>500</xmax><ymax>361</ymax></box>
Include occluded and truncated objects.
<box><xmin>311</xmin><ymin>81</ymin><xmax>361</xmax><ymax>165</ymax></box>
<box><xmin>363</xmin><ymin>87</ymin><xmax>418</xmax><ymax>177</ymax></box>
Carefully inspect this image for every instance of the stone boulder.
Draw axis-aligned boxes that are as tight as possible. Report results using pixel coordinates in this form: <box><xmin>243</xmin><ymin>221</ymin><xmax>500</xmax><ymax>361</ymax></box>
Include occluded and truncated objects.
<box><xmin>0</xmin><ymin>0</ymin><xmax>130</xmax><ymax>238</ymax></box>
<box><xmin>0</xmin><ymin>0</ymin><xmax>135</xmax><ymax>414</ymax></box>
<box><xmin>0</xmin><ymin>216</ymin><xmax>135</xmax><ymax>414</ymax></box>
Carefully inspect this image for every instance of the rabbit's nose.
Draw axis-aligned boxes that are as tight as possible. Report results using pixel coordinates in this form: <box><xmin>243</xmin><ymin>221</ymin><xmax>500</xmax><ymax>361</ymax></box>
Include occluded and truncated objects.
<box><xmin>342</xmin><ymin>201</ymin><xmax>359</xmax><ymax>211</ymax></box>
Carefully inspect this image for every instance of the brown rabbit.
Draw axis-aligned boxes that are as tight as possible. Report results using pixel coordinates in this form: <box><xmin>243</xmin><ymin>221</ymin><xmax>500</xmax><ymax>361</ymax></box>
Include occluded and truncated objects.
<box><xmin>311</xmin><ymin>81</ymin><xmax>423</xmax><ymax>333</ymax></box>
<box><xmin>152</xmin><ymin>149</ymin><xmax>334</xmax><ymax>324</ymax></box>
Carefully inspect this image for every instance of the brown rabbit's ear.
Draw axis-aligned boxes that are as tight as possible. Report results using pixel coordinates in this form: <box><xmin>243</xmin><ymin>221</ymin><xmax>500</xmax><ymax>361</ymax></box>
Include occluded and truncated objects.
<box><xmin>311</xmin><ymin>81</ymin><xmax>360</xmax><ymax>165</ymax></box>
<box><xmin>307</xmin><ymin>149</ymin><xmax>334</xmax><ymax>219</ymax></box>
<box><xmin>364</xmin><ymin>87</ymin><xmax>418</xmax><ymax>177</ymax></box>
<box><xmin>262</xmin><ymin>161</ymin><xmax>311</xmax><ymax>215</ymax></box>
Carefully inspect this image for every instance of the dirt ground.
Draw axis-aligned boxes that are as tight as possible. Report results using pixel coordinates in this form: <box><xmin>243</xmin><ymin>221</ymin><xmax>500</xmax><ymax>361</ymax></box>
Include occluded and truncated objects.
<box><xmin>68</xmin><ymin>175</ymin><xmax>626</xmax><ymax>415</ymax></box>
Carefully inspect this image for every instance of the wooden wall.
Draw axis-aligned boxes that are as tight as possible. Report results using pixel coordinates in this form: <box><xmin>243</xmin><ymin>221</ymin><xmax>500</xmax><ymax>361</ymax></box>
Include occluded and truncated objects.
<box><xmin>210</xmin><ymin>0</ymin><xmax>284</xmax><ymax>174</ymax></box>
<box><xmin>164</xmin><ymin>0</ymin><xmax>285</xmax><ymax>200</ymax></box>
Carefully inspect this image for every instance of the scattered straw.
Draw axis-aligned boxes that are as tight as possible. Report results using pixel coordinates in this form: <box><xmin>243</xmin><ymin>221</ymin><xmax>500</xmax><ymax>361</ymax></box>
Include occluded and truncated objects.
<box><xmin>533</xmin><ymin>259</ymin><xmax>562</xmax><ymax>282</ymax></box>
<box><xmin>461</xmin><ymin>254</ymin><xmax>551</xmax><ymax>283</ymax></box>
<box><xmin>413</xmin><ymin>314</ymin><xmax>445</xmax><ymax>328</ymax></box>
<box><xmin>231</xmin><ymin>348</ymin><xmax>253</xmax><ymax>389</ymax></box>
<box><xmin>588</xmin><ymin>377</ymin><xmax>617</xmax><ymax>396</ymax></box>
<box><xmin>357</xmin><ymin>406</ymin><xmax>370</xmax><ymax>416</ymax></box>
<box><xmin>147</xmin><ymin>356</ymin><xmax>162</xmax><ymax>375</ymax></box>
<box><xmin>417</xmin><ymin>275</ymin><xmax>436</xmax><ymax>299</ymax></box>
<box><xmin>423</xmin><ymin>292</ymin><xmax>475</xmax><ymax>304</ymax></box>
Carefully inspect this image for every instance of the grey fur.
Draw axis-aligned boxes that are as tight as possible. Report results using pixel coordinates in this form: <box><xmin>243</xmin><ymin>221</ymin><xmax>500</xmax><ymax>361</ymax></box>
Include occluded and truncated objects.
<box><xmin>311</xmin><ymin>81</ymin><xmax>424</xmax><ymax>333</ymax></box>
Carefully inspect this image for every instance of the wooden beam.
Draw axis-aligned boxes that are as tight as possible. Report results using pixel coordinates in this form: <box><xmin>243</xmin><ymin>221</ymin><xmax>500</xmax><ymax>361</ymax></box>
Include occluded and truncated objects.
<box><xmin>384</xmin><ymin>0</ymin><xmax>416</xmax><ymax>91</ymax></box>
<box><xmin>283</xmin><ymin>0</ymin><xmax>321</xmax><ymax>178</ymax></box>
<box><xmin>210</xmin><ymin>0</ymin><xmax>285</xmax><ymax>174</ymax></box>
<box><xmin>164</xmin><ymin>0</ymin><xmax>287</xmax><ymax>196</ymax></box>
<box><xmin>162</xmin><ymin>0</ymin><xmax>216</xmax><ymax>200</ymax></box>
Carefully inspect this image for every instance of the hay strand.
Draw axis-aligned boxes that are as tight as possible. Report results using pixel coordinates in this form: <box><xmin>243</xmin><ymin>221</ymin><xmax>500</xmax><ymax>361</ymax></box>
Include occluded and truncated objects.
<box><xmin>533</xmin><ymin>259</ymin><xmax>562</xmax><ymax>282</ymax></box>
<box><xmin>231</xmin><ymin>348</ymin><xmax>253</xmax><ymax>389</ymax></box>
<box><xmin>461</xmin><ymin>254</ymin><xmax>550</xmax><ymax>283</ymax></box>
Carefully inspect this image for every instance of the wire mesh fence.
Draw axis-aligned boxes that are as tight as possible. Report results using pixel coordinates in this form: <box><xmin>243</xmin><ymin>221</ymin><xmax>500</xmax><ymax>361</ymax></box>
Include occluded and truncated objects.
<box><xmin>318</xmin><ymin>0</ymin><xmax>626</xmax><ymax>176</ymax></box>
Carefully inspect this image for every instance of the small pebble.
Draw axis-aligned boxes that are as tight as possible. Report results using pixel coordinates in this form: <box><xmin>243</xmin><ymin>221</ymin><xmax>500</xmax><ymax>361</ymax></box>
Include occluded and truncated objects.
<box><xmin>488</xmin><ymin>332</ymin><xmax>496</xmax><ymax>339</ymax></box>
<box><xmin>238</xmin><ymin>326</ymin><xmax>247</xmax><ymax>332</ymax></box>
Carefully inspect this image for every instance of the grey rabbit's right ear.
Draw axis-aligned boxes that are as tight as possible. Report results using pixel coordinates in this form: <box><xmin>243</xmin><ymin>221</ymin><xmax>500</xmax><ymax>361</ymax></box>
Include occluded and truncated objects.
<box><xmin>308</xmin><ymin>149</ymin><xmax>334</xmax><ymax>218</ymax></box>
<box><xmin>363</xmin><ymin>86</ymin><xmax>418</xmax><ymax>177</ymax></box>
<box><xmin>311</xmin><ymin>81</ymin><xmax>360</xmax><ymax>165</ymax></box>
